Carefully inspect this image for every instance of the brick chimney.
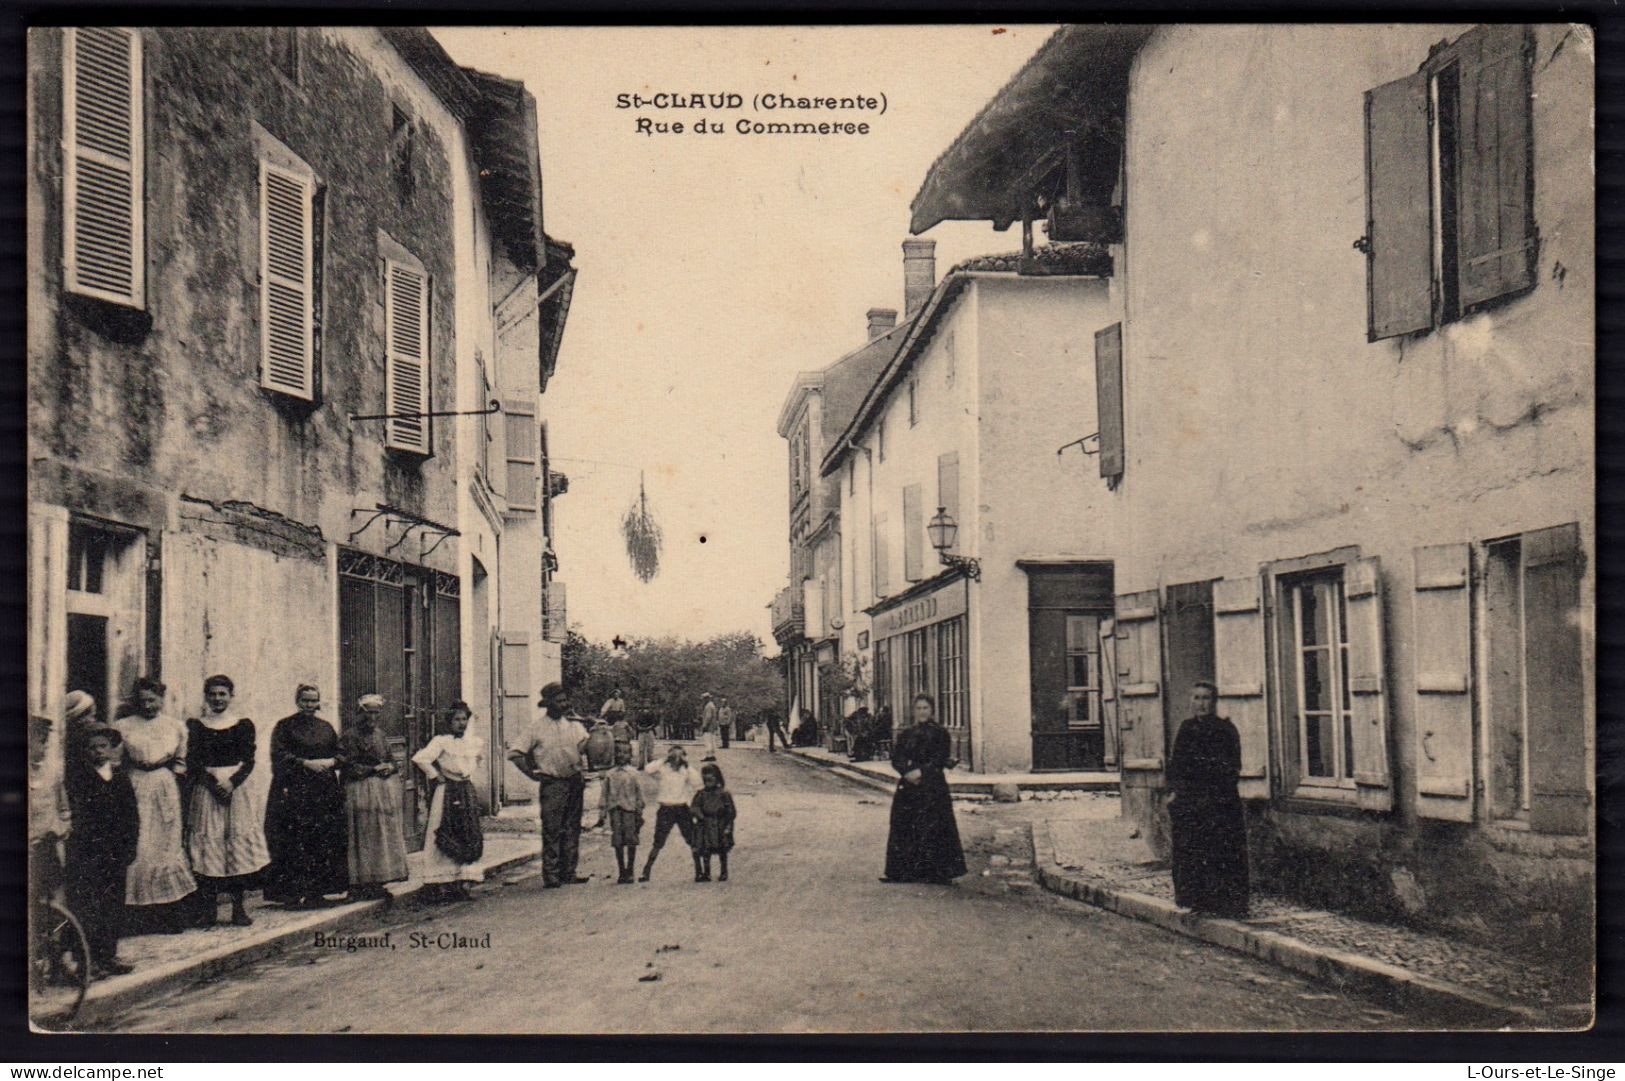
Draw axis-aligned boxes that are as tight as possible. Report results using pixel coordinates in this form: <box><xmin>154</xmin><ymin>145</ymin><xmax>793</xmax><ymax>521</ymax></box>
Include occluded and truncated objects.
<box><xmin>902</xmin><ymin>238</ymin><xmax>937</xmax><ymax>320</ymax></box>
<box><xmin>866</xmin><ymin>308</ymin><xmax>898</xmax><ymax>341</ymax></box>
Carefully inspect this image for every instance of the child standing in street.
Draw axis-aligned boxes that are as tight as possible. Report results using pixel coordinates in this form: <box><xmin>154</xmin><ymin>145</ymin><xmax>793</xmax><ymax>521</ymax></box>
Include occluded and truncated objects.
<box><xmin>64</xmin><ymin>724</ymin><xmax>139</xmax><ymax>978</ymax></box>
<box><xmin>639</xmin><ymin>745</ymin><xmax>703</xmax><ymax>883</ymax></box>
<box><xmin>690</xmin><ymin>763</ymin><xmax>736</xmax><ymax>883</ymax></box>
<box><xmin>600</xmin><ymin>744</ymin><xmax>646</xmax><ymax>884</ymax></box>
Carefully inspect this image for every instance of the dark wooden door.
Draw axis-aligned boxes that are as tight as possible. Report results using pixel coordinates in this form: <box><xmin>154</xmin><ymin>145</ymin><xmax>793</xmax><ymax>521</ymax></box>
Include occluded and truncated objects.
<box><xmin>1029</xmin><ymin>608</ymin><xmax>1104</xmax><ymax>770</ymax></box>
<box><xmin>1163</xmin><ymin>580</ymin><xmax>1217</xmax><ymax>748</ymax></box>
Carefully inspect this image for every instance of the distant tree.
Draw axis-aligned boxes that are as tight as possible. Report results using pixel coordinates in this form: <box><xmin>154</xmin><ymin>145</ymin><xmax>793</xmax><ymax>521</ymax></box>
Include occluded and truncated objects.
<box><xmin>560</xmin><ymin>630</ymin><xmax>785</xmax><ymax>729</ymax></box>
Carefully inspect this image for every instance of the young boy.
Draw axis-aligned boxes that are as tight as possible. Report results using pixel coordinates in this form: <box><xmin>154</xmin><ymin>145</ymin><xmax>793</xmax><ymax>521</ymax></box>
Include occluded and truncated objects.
<box><xmin>600</xmin><ymin>743</ymin><xmax>647</xmax><ymax>884</ymax></box>
<box><xmin>639</xmin><ymin>744</ymin><xmax>704</xmax><ymax>882</ymax></box>
<box><xmin>64</xmin><ymin>723</ymin><xmax>139</xmax><ymax>978</ymax></box>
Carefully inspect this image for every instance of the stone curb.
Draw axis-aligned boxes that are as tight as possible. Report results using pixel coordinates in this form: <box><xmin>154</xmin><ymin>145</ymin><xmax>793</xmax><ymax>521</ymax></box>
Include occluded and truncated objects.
<box><xmin>39</xmin><ymin>844</ymin><xmax>540</xmax><ymax>1031</ymax></box>
<box><xmin>779</xmin><ymin>747</ymin><xmax>897</xmax><ymax>794</ymax></box>
<box><xmin>782</xmin><ymin>746</ymin><xmax>1117</xmax><ymax>796</ymax></box>
<box><xmin>1026</xmin><ymin>822</ymin><xmax>1585</xmax><ymax>1030</ymax></box>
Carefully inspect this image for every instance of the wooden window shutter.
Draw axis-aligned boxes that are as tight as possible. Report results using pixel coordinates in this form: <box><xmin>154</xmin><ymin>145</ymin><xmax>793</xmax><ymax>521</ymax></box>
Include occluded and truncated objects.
<box><xmin>1094</xmin><ymin>323</ymin><xmax>1124</xmax><ymax>482</ymax></box>
<box><xmin>1098</xmin><ymin>617</ymin><xmax>1119</xmax><ymax>768</ymax></box>
<box><xmin>503</xmin><ymin>399</ymin><xmax>538</xmax><ymax>514</ymax></box>
<box><xmin>1214</xmin><ymin>575</ymin><xmax>1270</xmax><ymax>800</ymax></box>
<box><xmin>1114</xmin><ymin>590</ymin><xmax>1164</xmax><ymax>774</ymax></box>
<box><xmin>1364</xmin><ymin>70</ymin><xmax>1433</xmax><ymax>340</ymax></box>
<box><xmin>936</xmin><ymin>452</ymin><xmax>960</xmax><ymax>551</ymax></box>
<box><xmin>1345</xmin><ymin>557</ymin><xmax>1394</xmax><ymax>811</ymax></box>
<box><xmin>544</xmin><ymin>581</ymin><xmax>568</xmax><ymax>643</ymax></box>
<box><xmin>384</xmin><ymin>262</ymin><xmax>431</xmax><ymax>453</ymax></box>
<box><xmin>1456</xmin><ymin>24</ymin><xmax>1537</xmax><ymax>313</ymax></box>
<box><xmin>1523</xmin><ymin>523</ymin><xmax>1587</xmax><ymax>835</ymax></box>
<box><xmin>259</xmin><ymin>161</ymin><xmax>316</xmax><ymax>399</ymax></box>
<box><xmin>902</xmin><ymin>484</ymin><xmax>923</xmax><ymax>582</ymax></box>
<box><xmin>62</xmin><ymin>27</ymin><xmax>144</xmax><ymax>308</ymax></box>
<box><xmin>500</xmin><ymin>633</ymin><xmax>531</xmax><ymax>724</ymax></box>
<box><xmin>872</xmin><ymin>513</ymin><xmax>889</xmax><ymax>598</ymax></box>
<box><xmin>477</xmin><ymin>354</ymin><xmax>498</xmax><ymax>496</ymax></box>
<box><xmin>1411</xmin><ymin>544</ymin><xmax>1475</xmax><ymax>820</ymax></box>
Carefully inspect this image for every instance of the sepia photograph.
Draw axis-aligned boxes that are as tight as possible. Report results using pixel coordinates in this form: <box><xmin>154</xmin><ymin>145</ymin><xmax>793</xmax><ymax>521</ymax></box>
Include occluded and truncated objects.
<box><xmin>23</xmin><ymin>21</ymin><xmax>1596</xmax><ymax>1037</ymax></box>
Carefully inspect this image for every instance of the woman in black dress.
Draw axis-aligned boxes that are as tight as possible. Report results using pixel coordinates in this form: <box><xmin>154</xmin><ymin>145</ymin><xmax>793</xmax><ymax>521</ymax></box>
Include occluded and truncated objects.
<box><xmin>882</xmin><ymin>694</ymin><xmax>967</xmax><ymax>884</ymax></box>
<box><xmin>186</xmin><ymin>675</ymin><xmax>269</xmax><ymax>926</ymax></box>
<box><xmin>1164</xmin><ymin>680</ymin><xmax>1250</xmax><ymax>918</ymax></box>
<box><xmin>263</xmin><ymin>685</ymin><xmax>348</xmax><ymax>907</ymax></box>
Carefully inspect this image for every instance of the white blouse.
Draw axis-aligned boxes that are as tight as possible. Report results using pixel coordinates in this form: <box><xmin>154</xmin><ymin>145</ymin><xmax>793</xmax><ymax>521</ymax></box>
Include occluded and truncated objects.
<box><xmin>412</xmin><ymin>733</ymin><xmax>484</xmax><ymax>783</ymax></box>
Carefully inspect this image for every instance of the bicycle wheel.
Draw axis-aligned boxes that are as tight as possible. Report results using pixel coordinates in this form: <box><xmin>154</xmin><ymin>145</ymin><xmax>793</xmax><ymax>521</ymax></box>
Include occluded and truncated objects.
<box><xmin>31</xmin><ymin>901</ymin><xmax>91</xmax><ymax>1024</ymax></box>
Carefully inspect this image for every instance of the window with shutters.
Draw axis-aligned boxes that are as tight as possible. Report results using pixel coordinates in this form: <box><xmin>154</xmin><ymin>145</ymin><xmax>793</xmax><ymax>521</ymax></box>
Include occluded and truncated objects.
<box><xmin>259</xmin><ymin>160</ymin><xmax>319</xmax><ymax>400</ymax></box>
<box><xmin>503</xmin><ymin>398</ymin><xmax>539</xmax><ymax>515</ymax></box>
<box><xmin>269</xmin><ymin>28</ymin><xmax>301</xmax><ymax>83</ymax></box>
<box><xmin>391</xmin><ymin>104</ymin><xmax>416</xmax><ymax>194</ymax></box>
<box><xmin>62</xmin><ymin>27</ymin><xmax>145</xmax><ymax>309</ymax></box>
<box><xmin>1283</xmin><ymin>573</ymin><xmax>1355</xmax><ymax>787</ymax></box>
<box><xmin>1364</xmin><ymin>25</ymin><xmax>1536</xmax><ymax>340</ymax></box>
<box><xmin>872</xmin><ymin>512</ymin><xmax>890</xmax><ymax>598</ymax></box>
<box><xmin>475</xmin><ymin>352</ymin><xmax>496</xmax><ymax>493</ymax></box>
<box><xmin>383</xmin><ymin>259</ymin><xmax>432</xmax><ymax>455</ymax></box>
<box><xmin>1095</xmin><ymin>323</ymin><xmax>1124</xmax><ymax>487</ymax></box>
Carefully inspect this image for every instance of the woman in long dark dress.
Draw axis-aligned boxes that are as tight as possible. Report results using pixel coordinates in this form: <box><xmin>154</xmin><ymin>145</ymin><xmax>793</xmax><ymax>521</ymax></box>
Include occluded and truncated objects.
<box><xmin>186</xmin><ymin>675</ymin><xmax>269</xmax><ymax>927</ymax></box>
<box><xmin>882</xmin><ymin>694</ymin><xmax>967</xmax><ymax>884</ymax></box>
<box><xmin>1165</xmin><ymin>680</ymin><xmax>1250</xmax><ymax>918</ymax></box>
<box><xmin>263</xmin><ymin>685</ymin><xmax>348</xmax><ymax>907</ymax></box>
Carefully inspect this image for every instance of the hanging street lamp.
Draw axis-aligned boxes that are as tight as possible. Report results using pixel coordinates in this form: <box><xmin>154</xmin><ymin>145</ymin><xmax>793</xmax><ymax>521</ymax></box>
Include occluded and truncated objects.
<box><xmin>927</xmin><ymin>506</ymin><xmax>981</xmax><ymax>581</ymax></box>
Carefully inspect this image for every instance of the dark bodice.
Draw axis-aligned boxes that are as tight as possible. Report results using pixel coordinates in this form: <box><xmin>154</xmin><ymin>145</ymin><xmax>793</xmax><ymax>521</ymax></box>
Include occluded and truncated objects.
<box><xmin>891</xmin><ymin>721</ymin><xmax>952</xmax><ymax>778</ymax></box>
<box><xmin>187</xmin><ymin>717</ymin><xmax>256</xmax><ymax>787</ymax></box>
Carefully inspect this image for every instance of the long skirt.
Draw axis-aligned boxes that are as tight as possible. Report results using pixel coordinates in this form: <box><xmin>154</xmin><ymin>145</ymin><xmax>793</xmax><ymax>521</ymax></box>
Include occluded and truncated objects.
<box><xmin>884</xmin><ymin>774</ymin><xmax>967</xmax><ymax>883</ymax></box>
<box><xmin>125</xmin><ymin>768</ymin><xmax>197</xmax><ymax>906</ymax></box>
<box><xmin>345</xmin><ymin>776</ymin><xmax>408</xmax><ymax>886</ymax></box>
<box><xmin>1169</xmin><ymin>795</ymin><xmax>1250</xmax><ymax>918</ymax></box>
<box><xmin>187</xmin><ymin>771</ymin><xmax>270</xmax><ymax>882</ymax></box>
<box><xmin>419</xmin><ymin>781</ymin><xmax>484</xmax><ymax>885</ymax></box>
<box><xmin>263</xmin><ymin>773</ymin><xmax>348</xmax><ymax>902</ymax></box>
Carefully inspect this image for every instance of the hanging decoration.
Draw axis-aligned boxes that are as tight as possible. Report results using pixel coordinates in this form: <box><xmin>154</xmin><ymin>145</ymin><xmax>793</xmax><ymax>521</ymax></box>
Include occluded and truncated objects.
<box><xmin>622</xmin><ymin>472</ymin><xmax>663</xmax><ymax>583</ymax></box>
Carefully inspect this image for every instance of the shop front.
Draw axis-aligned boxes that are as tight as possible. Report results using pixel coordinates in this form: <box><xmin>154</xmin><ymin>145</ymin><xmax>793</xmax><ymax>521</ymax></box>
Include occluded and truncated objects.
<box><xmin>870</xmin><ymin>576</ymin><xmax>972</xmax><ymax>768</ymax></box>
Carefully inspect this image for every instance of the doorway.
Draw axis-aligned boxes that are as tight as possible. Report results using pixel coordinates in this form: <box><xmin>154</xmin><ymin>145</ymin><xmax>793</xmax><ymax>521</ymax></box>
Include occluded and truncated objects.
<box><xmin>1163</xmin><ymin>579</ymin><xmax>1217</xmax><ymax>745</ymax></box>
<box><xmin>1023</xmin><ymin>563</ymin><xmax>1115</xmax><ymax>771</ymax></box>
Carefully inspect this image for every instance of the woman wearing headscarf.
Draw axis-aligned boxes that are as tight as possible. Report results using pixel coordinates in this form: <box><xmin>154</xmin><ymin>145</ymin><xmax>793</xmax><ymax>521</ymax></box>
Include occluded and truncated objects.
<box><xmin>186</xmin><ymin>675</ymin><xmax>270</xmax><ymax>926</ymax></box>
<box><xmin>263</xmin><ymin>685</ymin><xmax>348</xmax><ymax>908</ymax></box>
<box><xmin>881</xmin><ymin>694</ymin><xmax>967</xmax><ymax>885</ymax></box>
<box><xmin>340</xmin><ymin>694</ymin><xmax>409</xmax><ymax>900</ymax></box>
<box><xmin>113</xmin><ymin>676</ymin><xmax>197</xmax><ymax>933</ymax></box>
<box><xmin>1164</xmin><ymin>680</ymin><xmax>1250</xmax><ymax>919</ymax></box>
<box><xmin>411</xmin><ymin>701</ymin><xmax>486</xmax><ymax>900</ymax></box>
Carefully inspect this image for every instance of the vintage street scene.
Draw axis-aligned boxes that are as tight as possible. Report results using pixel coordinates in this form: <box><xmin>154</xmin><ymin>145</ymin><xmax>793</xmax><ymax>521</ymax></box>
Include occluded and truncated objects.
<box><xmin>25</xmin><ymin>24</ymin><xmax>1595</xmax><ymax>1036</ymax></box>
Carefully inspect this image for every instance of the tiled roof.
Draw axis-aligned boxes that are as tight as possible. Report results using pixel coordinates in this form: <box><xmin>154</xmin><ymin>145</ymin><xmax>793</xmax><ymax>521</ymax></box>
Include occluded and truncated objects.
<box><xmin>949</xmin><ymin>242</ymin><xmax>1112</xmax><ymax>276</ymax></box>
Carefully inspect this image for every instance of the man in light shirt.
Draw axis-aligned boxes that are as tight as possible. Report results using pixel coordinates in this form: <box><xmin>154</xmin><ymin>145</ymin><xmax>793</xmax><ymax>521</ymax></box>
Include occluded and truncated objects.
<box><xmin>507</xmin><ymin>683</ymin><xmax>591</xmax><ymax>888</ymax></box>
<box><xmin>718</xmin><ymin>696</ymin><xmax>735</xmax><ymax>750</ymax></box>
<box><xmin>699</xmin><ymin>692</ymin><xmax>720</xmax><ymax>760</ymax></box>
<box><xmin>639</xmin><ymin>744</ymin><xmax>704</xmax><ymax>882</ymax></box>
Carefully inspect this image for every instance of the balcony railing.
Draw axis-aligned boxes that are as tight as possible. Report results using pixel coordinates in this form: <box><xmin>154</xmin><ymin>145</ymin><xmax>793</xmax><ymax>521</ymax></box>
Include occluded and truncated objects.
<box><xmin>770</xmin><ymin>583</ymin><xmax>805</xmax><ymax>640</ymax></box>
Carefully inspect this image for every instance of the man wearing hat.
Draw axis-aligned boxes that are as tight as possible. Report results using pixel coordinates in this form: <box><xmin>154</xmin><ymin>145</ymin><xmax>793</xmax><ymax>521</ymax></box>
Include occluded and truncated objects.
<box><xmin>699</xmin><ymin>692</ymin><xmax>720</xmax><ymax>761</ymax></box>
<box><xmin>507</xmin><ymin>683</ymin><xmax>591</xmax><ymax>887</ymax></box>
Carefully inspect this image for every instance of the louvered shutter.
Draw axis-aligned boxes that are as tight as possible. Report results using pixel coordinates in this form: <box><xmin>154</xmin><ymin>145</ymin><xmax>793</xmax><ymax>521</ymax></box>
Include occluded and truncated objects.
<box><xmin>1457</xmin><ymin>24</ymin><xmax>1537</xmax><ymax>312</ymax></box>
<box><xmin>872</xmin><ymin>513</ymin><xmax>889</xmax><ymax>598</ymax></box>
<box><xmin>903</xmin><ymin>484</ymin><xmax>923</xmax><ymax>582</ymax></box>
<box><xmin>503</xmin><ymin>399</ymin><xmax>538</xmax><ymax>515</ymax></box>
<box><xmin>1364</xmin><ymin>70</ymin><xmax>1433</xmax><ymax>340</ymax></box>
<box><xmin>62</xmin><ymin>27</ymin><xmax>144</xmax><ymax>308</ymax></box>
<box><xmin>500</xmin><ymin>633</ymin><xmax>532</xmax><ymax>733</ymax></box>
<box><xmin>1115</xmin><ymin>590</ymin><xmax>1164</xmax><ymax>774</ymax></box>
<box><xmin>1095</xmin><ymin>323</ymin><xmax>1124</xmax><ymax>482</ymax></box>
<box><xmin>1214</xmin><ymin>575</ymin><xmax>1270</xmax><ymax>800</ymax></box>
<box><xmin>936</xmin><ymin>452</ymin><xmax>960</xmax><ymax>552</ymax></box>
<box><xmin>1412</xmin><ymin>544</ymin><xmax>1475</xmax><ymax>821</ymax></box>
<box><xmin>259</xmin><ymin>162</ymin><xmax>315</xmax><ymax>398</ymax></box>
<box><xmin>478</xmin><ymin>354</ymin><xmax>499</xmax><ymax>496</ymax></box>
<box><xmin>544</xmin><ymin>581</ymin><xmax>568</xmax><ymax>643</ymax></box>
<box><xmin>1523</xmin><ymin>523</ymin><xmax>1587</xmax><ymax>835</ymax></box>
<box><xmin>384</xmin><ymin>262</ymin><xmax>431</xmax><ymax>453</ymax></box>
<box><xmin>1099</xmin><ymin>617</ymin><xmax>1119</xmax><ymax>768</ymax></box>
<box><xmin>1345</xmin><ymin>558</ymin><xmax>1393</xmax><ymax>811</ymax></box>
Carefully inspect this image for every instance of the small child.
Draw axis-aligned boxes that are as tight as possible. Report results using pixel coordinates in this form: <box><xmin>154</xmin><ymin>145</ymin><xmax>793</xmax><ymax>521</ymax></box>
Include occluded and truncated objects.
<box><xmin>600</xmin><ymin>743</ymin><xmax>647</xmax><ymax>884</ymax></box>
<box><xmin>64</xmin><ymin>724</ymin><xmax>139</xmax><ymax>978</ymax></box>
<box><xmin>690</xmin><ymin>763</ymin><xmax>736</xmax><ymax>883</ymax></box>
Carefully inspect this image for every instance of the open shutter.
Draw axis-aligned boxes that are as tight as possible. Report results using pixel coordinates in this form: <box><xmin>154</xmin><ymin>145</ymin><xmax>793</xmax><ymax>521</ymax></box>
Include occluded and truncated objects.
<box><xmin>503</xmin><ymin>398</ymin><xmax>538</xmax><ymax>515</ymax></box>
<box><xmin>62</xmin><ymin>27</ymin><xmax>144</xmax><ymax>308</ymax></box>
<box><xmin>500</xmin><ymin>633</ymin><xmax>532</xmax><ymax>728</ymax></box>
<box><xmin>1099</xmin><ymin>617</ymin><xmax>1119</xmax><ymax>768</ymax></box>
<box><xmin>1115</xmin><ymin>590</ymin><xmax>1163</xmax><ymax>775</ymax></box>
<box><xmin>384</xmin><ymin>262</ymin><xmax>430</xmax><ymax>453</ymax></box>
<box><xmin>1094</xmin><ymin>323</ymin><xmax>1124</xmax><ymax>482</ymax></box>
<box><xmin>1523</xmin><ymin>523</ymin><xmax>1587</xmax><ymax>835</ymax></box>
<box><xmin>872</xmin><ymin>513</ymin><xmax>889</xmax><ymax>598</ymax></box>
<box><xmin>1457</xmin><ymin>24</ymin><xmax>1536</xmax><ymax>312</ymax></box>
<box><xmin>1345</xmin><ymin>557</ymin><xmax>1393</xmax><ymax>811</ymax></box>
<box><xmin>1412</xmin><ymin>543</ymin><xmax>1475</xmax><ymax>821</ymax></box>
<box><xmin>1364</xmin><ymin>70</ymin><xmax>1433</xmax><ymax>340</ymax></box>
<box><xmin>936</xmin><ymin>452</ymin><xmax>960</xmax><ymax>552</ymax></box>
<box><xmin>544</xmin><ymin>581</ymin><xmax>567</xmax><ymax>643</ymax></box>
<box><xmin>1214</xmin><ymin>575</ymin><xmax>1270</xmax><ymax>800</ymax></box>
<box><xmin>259</xmin><ymin>162</ymin><xmax>315</xmax><ymax>398</ymax></box>
<box><xmin>902</xmin><ymin>484</ymin><xmax>923</xmax><ymax>582</ymax></box>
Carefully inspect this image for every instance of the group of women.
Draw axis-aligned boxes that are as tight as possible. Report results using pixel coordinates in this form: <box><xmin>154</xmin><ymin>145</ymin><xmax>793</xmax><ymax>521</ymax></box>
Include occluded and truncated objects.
<box><xmin>75</xmin><ymin>676</ymin><xmax>488</xmax><ymax>939</ymax></box>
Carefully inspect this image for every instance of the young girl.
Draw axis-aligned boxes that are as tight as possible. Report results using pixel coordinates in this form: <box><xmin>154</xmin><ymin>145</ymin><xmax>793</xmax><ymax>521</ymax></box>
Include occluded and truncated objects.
<box><xmin>411</xmin><ymin>701</ymin><xmax>486</xmax><ymax>901</ymax></box>
<box><xmin>600</xmin><ymin>743</ymin><xmax>646</xmax><ymax>884</ymax></box>
<box><xmin>690</xmin><ymin>764</ymin><xmax>736</xmax><ymax>883</ymax></box>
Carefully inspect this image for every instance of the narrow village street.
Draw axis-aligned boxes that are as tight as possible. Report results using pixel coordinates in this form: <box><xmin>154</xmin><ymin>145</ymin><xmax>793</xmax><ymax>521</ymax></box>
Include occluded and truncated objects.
<box><xmin>101</xmin><ymin>747</ymin><xmax>1409</xmax><ymax>1034</ymax></box>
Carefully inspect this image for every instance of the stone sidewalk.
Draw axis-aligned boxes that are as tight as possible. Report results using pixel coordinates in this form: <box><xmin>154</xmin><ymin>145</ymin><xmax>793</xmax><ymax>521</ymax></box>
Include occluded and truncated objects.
<box><xmin>1028</xmin><ymin>808</ymin><xmax>1591</xmax><ymax>1028</ymax></box>
<box><xmin>35</xmin><ymin>835</ymin><xmax>539</xmax><ymax>1030</ymax></box>
<box><xmin>785</xmin><ymin>744</ymin><xmax>1118</xmax><ymax>795</ymax></box>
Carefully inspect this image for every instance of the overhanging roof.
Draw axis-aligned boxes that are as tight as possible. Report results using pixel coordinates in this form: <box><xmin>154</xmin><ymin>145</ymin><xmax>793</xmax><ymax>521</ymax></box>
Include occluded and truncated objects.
<box><xmin>909</xmin><ymin>24</ymin><xmax>1156</xmax><ymax>234</ymax></box>
<box><xmin>464</xmin><ymin>68</ymin><xmax>545</xmax><ymax>274</ymax></box>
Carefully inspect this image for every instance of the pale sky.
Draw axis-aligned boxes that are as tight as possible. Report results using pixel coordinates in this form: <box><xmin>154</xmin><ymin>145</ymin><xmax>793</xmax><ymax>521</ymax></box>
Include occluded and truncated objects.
<box><xmin>433</xmin><ymin>26</ymin><xmax>1056</xmax><ymax>648</ymax></box>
